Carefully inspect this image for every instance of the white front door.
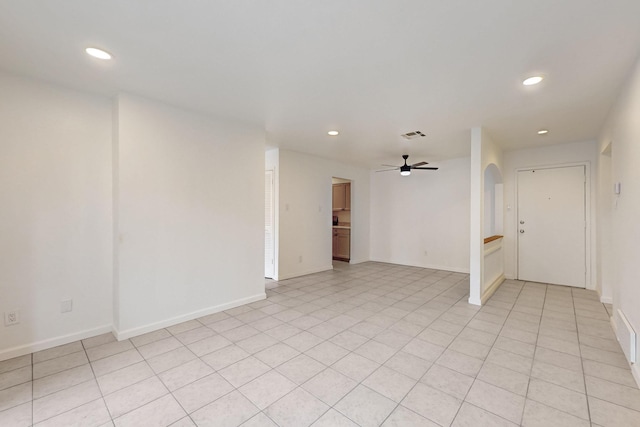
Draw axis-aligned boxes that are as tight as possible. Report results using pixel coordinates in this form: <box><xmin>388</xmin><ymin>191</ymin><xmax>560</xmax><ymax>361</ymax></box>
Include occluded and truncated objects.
<box><xmin>517</xmin><ymin>166</ymin><xmax>586</xmax><ymax>287</ymax></box>
<box><xmin>265</xmin><ymin>170</ymin><xmax>275</xmax><ymax>279</ymax></box>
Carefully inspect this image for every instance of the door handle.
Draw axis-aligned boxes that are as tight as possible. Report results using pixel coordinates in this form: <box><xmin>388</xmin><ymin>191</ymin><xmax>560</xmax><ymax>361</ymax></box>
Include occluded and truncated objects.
<box><xmin>520</xmin><ymin>229</ymin><xmax>525</xmax><ymax>233</ymax></box>
<box><xmin>520</xmin><ymin>220</ymin><xmax>525</xmax><ymax>224</ymax></box>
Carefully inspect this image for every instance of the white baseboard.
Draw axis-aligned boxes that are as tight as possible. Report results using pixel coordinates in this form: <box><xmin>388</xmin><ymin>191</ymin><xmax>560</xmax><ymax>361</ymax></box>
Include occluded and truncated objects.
<box><xmin>369</xmin><ymin>258</ymin><xmax>470</xmax><ymax>274</ymax></box>
<box><xmin>600</xmin><ymin>295</ymin><xmax>613</xmax><ymax>304</ymax></box>
<box><xmin>113</xmin><ymin>292</ymin><xmax>266</xmax><ymax>340</ymax></box>
<box><xmin>481</xmin><ymin>274</ymin><xmax>506</xmax><ymax>305</ymax></box>
<box><xmin>632</xmin><ymin>364</ymin><xmax>640</xmax><ymax>389</ymax></box>
<box><xmin>276</xmin><ymin>265</ymin><xmax>333</xmax><ymax>281</ymax></box>
<box><xmin>0</xmin><ymin>324</ymin><xmax>113</xmax><ymax>362</ymax></box>
<box><xmin>348</xmin><ymin>258</ymin><xmax>369</xmax><ymax>265</ymax></box>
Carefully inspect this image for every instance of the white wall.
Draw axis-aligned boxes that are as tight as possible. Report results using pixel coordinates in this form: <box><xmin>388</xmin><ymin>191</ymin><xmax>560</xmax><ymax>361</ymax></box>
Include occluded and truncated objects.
<box><xmin>114</xmin><ymin>94</ymin><xmax>266</xmax><ymax>337</ymax></box>
<box><xmin>503</xmin><ymin>140</ymin><xmax>597</xmax><ymax>286</ymax></box>
<box><xmin>469</xmin><ymin>128</ymin><xmax>504</xmax><ymax>305</ymax></box>
<box><xmin>370</xmin><ymin>156</ymin><xmax>470</xmax><ymax>272</ymax></box>
<box><xmin>597</xmin><ymin>57</ymin><xmax>640</xmax><ymax>384</ymax></box>
<box><xmin>278</xmin><ymin>150</ymin><xmax>370</xmax><ymax>279</ymax></box>
<box><xmin>0</xmin><ymin>73</ymin><xmax>113</xmax><ymax>359</ymax></box>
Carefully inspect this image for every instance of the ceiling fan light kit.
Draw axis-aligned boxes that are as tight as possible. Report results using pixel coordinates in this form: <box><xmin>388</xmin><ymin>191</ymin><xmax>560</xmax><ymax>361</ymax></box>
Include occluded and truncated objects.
<box><xmin>377</xmin><ymin>154</ymin><xmax>438</xmax><ymax>176</ymax></box>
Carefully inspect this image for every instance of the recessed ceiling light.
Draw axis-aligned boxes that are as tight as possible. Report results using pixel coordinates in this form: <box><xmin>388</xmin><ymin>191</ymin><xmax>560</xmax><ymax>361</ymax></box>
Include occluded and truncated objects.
<box><xmin>537</xmin><ymin>129</ymin><xmax>549</xmax><ymax>135</ymax></box>
<box><xmin>85</xmin><ymin>47</ymin><xmax>112</xmax><ymax>60</ymax></box>
<box><xmin>523</xmin><ymin>76</ymin><xmax>544</xmax><ymax>86</ymax></box>
<box><xmin>328</xmin><ymin>131</ymin><xmax>339</xmax><ymax>136</ymax></box>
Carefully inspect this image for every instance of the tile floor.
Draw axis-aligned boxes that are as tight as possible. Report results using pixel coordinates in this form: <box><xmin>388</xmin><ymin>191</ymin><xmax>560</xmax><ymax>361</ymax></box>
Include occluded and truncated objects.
<box><xmin>1</xmin><ymin>261</ymin><xmax>639</xmax><ymax>426</ymax></box>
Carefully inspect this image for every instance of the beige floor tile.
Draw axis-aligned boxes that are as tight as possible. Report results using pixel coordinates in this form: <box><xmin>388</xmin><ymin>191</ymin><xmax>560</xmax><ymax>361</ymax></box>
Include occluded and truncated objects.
<box><xmin>465</xmin><ymin>379</ymin><xmax>525</xmax><ymax>424</ymax></box>
<box><xmin>191</xmin><ymin>390</ymin><xmax>259</xmax><ymax>426</ymax></box>
<box><xmin>329</xmin><ymin>330</ymin><xmax>368</xmax><ymax>351</ymax></box>
<box><xmin>435</xmin><ymin>349</ymin><xmax>484</xmax><ymax>377</ymax></box>
<box><xmin>86</xmin><ymin>340</ymin><xmax>134</xmax><ymax>362</ymax></box>
<box><xmin>583</xmin><ymin>359</ymin><xmax>639</xmax><ymax>389</ymax></box>
<box><xmin>284</xmin><ymin>331</ymin><xmax>325</xmax><ymax>352</ymax></box>
<box><xmin>522</xmin><ymin>399</ymin><xmax>590</xmax><ymax>427</ymax></box>
<box><xmin>266</xmin><ymin>387</ymin><xmax>329</xmax><ymax>427</ymax></box>
<box><xmin>33</xmin><ymin>342</ymin><xmax>83</xmax><ymax>364</ymax></box>
<box><xmin>588</xmin><ymin>396</ymin><xmax>640</xmax><ymax>426</ymax></box>
<box><xmin>311</xmin><ymin>408</ymin><xmax>359</xmax><ymax>426</ymax></box>
<box><xmin>186</xmin><ymin>335</ymin><xmax>232</xmax><ymax>357</ymax></box>
<box><xmin>103</xmin><ymin>376</ymin><xmax>167</xmax><ymax>418</ymax></box>
<box><xmin>96</xmin><ymin>361</ymin><xmax>154</xmax><ymax>396</ymax></box>
<box><xmin>130</xmin><ymin>329</ymin><xmax>171</xmax><ymax>347</ymax></box>
<box><xmin>382</xmin><ymin>406</ymin><xmax>439</xmax><ymax>427</ymax></box>
<box><xmin>331</xmin><ymin>352</ymin><xmax>380</xmax><ymax>382</ymax></box>
<box><xmin>305</xmin><ymin>341</ymin><xmax>349</xmax><ymax>366</ymax></box>
<box><xmin>33</xmin><ymin>351</ymin><xmax>88</xmax><ymax>379</ymax></box>
<box><xmin>0</xmin><ymin>355</ymin><xmax>31</xmax><ymax>376</ymax></box>
<box><xmin>166</xmin><ymin>320</ymin><xmax>202</xmax><ymax>335</ymax></box>
<box><xmin>0</xmin><ymin>401</ymin><xmax>31</xmax><ymax>427</ymax></box>
<box><xmin>33</xmin><ymin>379</ymin><xmax>101</xmax><ymax>424</ymax></box>
<box><xmin>486</xmin><ymin>347</ymin><xmax>533</xmax><ymax>375</ymax></box>
<box><xmin>363</xmin><ymin>365</ymin><xmax>416</xmax><ymax>402</ymax></box>
<box><xmin>82</xmin><ymin>333</ymin><xmax>117</xmax><ymax>350</ymax></box>
<box><xmin>422</xmin><ymin>364</ymin><xmax>474</xmax><ymax>399</ymax></box>
<box><xmin>276</xmin><ymin>354</ymin><xmax>326</xmax><ymax>384</ymax></box>
<box><xmin>33</xmin><ymin>363</ymin><xmax>93</xmax><ymax>399</ymax></box>
<box><xmin>302</xmin><ymin>368</ymin><xmax>357</xmax><ymax>406</ymax></box>
<box><xmin>175</xmin><ymin>326</ymin><xmax>217</xmax><ymax>345</ymax></box>
<box><xmin>239</xmin><ymin>370</ymin><xmax>296</xmax><ymax>409</ymax></box>
<box><xmin>218</xmin><ymin>356</ymin><xmax>270</xmax><ymax>388</ymax></box>
<box><xmin>91</xmin><ymin>349</ymin><xmax>143</xmax><ymax>378</ymax></box>
<box><xmin>383</xmin><ymin>351</ymin><xmax>432</xmax><ymax>380</ymax></box>
<box><xmin>451</xmin><ymin>402</ymin><xmax>518</xmax><ymax>427</ymax></box>
<box><xmin>146</xmin><ymin>346</ymin><xmax>196</xmax><ymax>374</ymax></box>
<box><xmin>254</xmin><ymin>343</ymin><xmax>300</xmax><ymax>368</ymax></box>
<box><xmin>402</xmin><ymin>382</ymin><xmax>463</xmax><ymax>426</ymax></box>
<box><xmin>159</xmin><ymin>359</ymin><xmax>213</xmax><ymax>391</ymax></box>
<box><xmin>402</xmin><ymin>338</ymin><xmax>446</xmax><ymax>362</ymax></box>
<box><xmin>200</xmin><ymin>345</ymin><xmax>250</xmax><ymax>371</ymax></box>
<box><xmin>527</xmin><ymin>378</ymin><xmax>588</xmax><ymax>420</ymax></box>
<box><xmin>335</xmin><ymin>385</ymin><xmax>396</xmax><ymax>427</ymax></box>
<box><xmin>236</xmin><ymin>333</ymin><xmax>278</xmax><ymax>354</ymax></box>
<box><xmin>114</xmin><ymin>394</ymin><xmax>185</xmax><ymax>427</ymax></box>
<box><xmin>585</xmin><ymin>375</ymin><xmax>640</xmax><ymax>411</ymax></box>
<box><xmin>531</xmin><ymin>359</ymin><xmax>584</xmax><ymax>393</ymax></box>
<box><xmin>0</xmin><ymin>365</ymin><xmax>31</xmax><ymax>392</ymax></box>
<box><xmin>477</xmin><ymin>361</ymin><xmax>530</xmax><ymax>396</ymax></box>
<box><xmin>36</xmin><ymin>398</ymin><xmax>111</xmax><ymax>427</ymax></box>
<box><xmin>0</xmin><ymin>382</ymin><xmax>32</xmax><ymax>412</ymax></box>
<box><xmin>172</xmin><ymin>373</ymin><xmax>234</xmax><ymax>414</ymax></box>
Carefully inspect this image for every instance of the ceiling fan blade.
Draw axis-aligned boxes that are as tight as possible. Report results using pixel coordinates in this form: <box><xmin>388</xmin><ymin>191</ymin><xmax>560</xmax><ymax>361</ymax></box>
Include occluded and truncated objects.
<box><xmin>381</xmin><ymin>164</ymin><xmax>400</xmax><ymax>168</ymax></box>
<box><xmin>411</xmin><ymin>161</ymin><xmax>429</xmax><ymax>167</ymax></box>
<box><xmin>411</xmin><ymin>166</ymin><xmax>439</xmax><ymax>170</ymax></box>
<box><xmin>375</xmin><ymin>168</ymin><xmax>399</xmax><ymax>172</ymax></box>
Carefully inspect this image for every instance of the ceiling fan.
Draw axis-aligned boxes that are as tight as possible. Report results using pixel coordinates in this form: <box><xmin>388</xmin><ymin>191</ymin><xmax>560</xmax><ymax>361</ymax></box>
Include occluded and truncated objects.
<box><xmin>377</xmin><ymin>154</ymin><xmax>438</xmax><ymax>176</ymax></box>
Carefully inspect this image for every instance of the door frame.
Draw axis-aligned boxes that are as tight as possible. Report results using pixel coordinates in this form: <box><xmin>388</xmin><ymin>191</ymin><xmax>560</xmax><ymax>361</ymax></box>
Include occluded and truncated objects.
<box><xmin>265</xmin><ymin>169</ymin><xmax>276</xmax><ymax>279</ymax></box>
<box><xmin>513</xmin><ymin>161</ymin><xmax>592</xmax><ymax>289</ymax></box>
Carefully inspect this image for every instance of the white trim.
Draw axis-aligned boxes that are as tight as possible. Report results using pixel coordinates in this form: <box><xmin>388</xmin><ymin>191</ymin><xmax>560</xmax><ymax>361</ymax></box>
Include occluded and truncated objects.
<box><xmin>482</xmin><ymin>274</ymin><xmax>505</xmax><ymax>304</ymax></box>
<box><xmin>276</xmin><ymin>265</ymin><xmax>334</xmax><ymax>281</ymax></box>
<box><xmin>514</xmin><ymin>161</ymin><xmax>592</xmax><ymax>289</ymax></box>
<box><xmin>600</xmin><ymin>295</ymin><xmax>613</xmax><ymax>304</ymax></box>
<box><xmin>0</xmin><ymin>325</ymin><xmax>113</xmax><ymax>362</ymax></box>
<box><xmin>113</xmin><ymin>293</ymin><xmax>266</xmax><ymax>340</ymax></box>
<box><xmin>632</xmin><ymin>364</ymin><xmax>640</xmax><ymax>389</ymax></box>
<box><xmin>369</xmin><ymin>258</ymin><xmax>470</xmax><ymax>274</ymax></box>
<box><xmin>348</xmin><ymin>258</ymin><xmax>370</xmax><ymax>265</ymax></box>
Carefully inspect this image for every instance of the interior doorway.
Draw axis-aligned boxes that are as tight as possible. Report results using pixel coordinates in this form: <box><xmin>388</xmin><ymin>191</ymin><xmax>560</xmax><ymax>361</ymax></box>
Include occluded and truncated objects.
<box><xmin>332</xmin><ymin>177</ymin><xmax>352</xmax><ymax>263</ymax></box>
<box><xmin>517</xmin><ymin>165</ymin><xmax>586</xmax><ymax>287</ymax></box>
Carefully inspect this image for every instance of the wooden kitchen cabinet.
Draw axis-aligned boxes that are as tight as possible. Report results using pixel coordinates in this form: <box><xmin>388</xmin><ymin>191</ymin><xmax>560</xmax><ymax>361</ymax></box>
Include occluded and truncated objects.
<box><xmin>333</xmin><ymin>228</ymin><xmax>350</xmax><ymax>261</ymax></box>
<box><xmin>332</xmin><ymin>183</ymin><xmax>350</xmax><ymax>211</ymax></box>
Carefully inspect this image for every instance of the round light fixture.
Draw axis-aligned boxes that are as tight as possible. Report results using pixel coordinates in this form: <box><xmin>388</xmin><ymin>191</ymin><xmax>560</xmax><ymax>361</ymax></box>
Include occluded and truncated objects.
<box><xmin>327</xmin><ymin>131</ymin><xmax>339</xmax><ymax>136</ymax></box>
<box><xmin>400</xmin><ymin>170</ymin><xmax>411</xmax><ymax>177</ymax></box>
<box><xmin>523</xmin><ymin>76</ymin><xmax>544</xmax><ymax>86</ymax></box>
<box><xmin>85</xmin><ymin>47</ymin><xmax>112</xmax><ymax>60</ymax></box>
<box><xmin>537</xmin><ymin>129</ymin><xmax>549</xmax><ymax>135</ymax></box>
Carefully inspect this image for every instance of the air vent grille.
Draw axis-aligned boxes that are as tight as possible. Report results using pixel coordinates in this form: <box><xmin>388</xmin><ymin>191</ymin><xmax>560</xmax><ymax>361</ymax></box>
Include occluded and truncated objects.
<box><xmin>401</xmin><ymin>131</ymin><xmax>426</xmax><ymax>140</ymax></box>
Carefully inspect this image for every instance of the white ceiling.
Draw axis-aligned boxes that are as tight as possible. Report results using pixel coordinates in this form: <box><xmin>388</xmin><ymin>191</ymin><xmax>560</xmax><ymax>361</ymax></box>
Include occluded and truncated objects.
<box><xmin>1</xmin><ymin>1</ymin><xmax>640</xmax><ymax>168</ymax></box>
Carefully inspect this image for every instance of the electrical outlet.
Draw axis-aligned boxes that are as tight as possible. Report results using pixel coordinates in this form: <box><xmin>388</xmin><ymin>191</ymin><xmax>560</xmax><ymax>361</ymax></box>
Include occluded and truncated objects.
<box><xmin>61</xmin><ymin>300</ymin><xmax>73</xmax><ymax>313</ymax></box>
<box><xmin>4</xmin><ymin>310</ymin><xmax>20</xmax><ymax>326</ymax></box>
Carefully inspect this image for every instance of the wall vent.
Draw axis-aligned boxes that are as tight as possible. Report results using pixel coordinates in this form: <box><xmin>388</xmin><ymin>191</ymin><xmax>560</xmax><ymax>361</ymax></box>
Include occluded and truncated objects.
<box><xmin>615</xmin><ymin>309</ymin><xmax>637</xmax><ymax>364</ymax></box>
<box><xmin>401</xmin><ymin>131</ymin><xmax>426</xmax><ymax>140</ymax></box>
